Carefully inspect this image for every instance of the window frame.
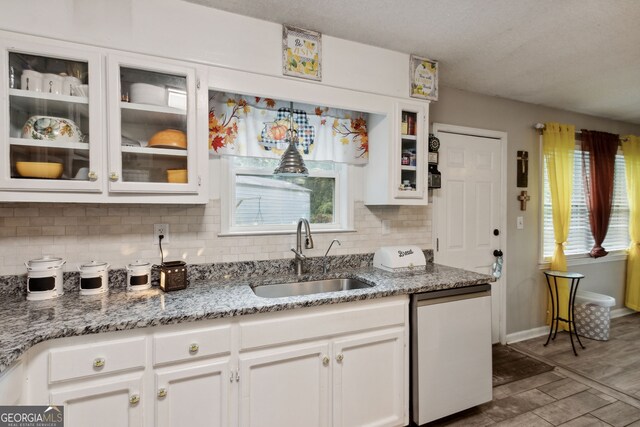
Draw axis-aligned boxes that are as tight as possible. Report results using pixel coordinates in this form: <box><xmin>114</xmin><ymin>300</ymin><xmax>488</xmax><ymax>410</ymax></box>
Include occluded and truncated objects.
<box><xmin>538</xmin><ymin>139</ymin><xmax>629</xmax><ymax>267</ymax></box>
<box><xmin>219</xmin><ymin>157</ymin><xmax>354</xmax><ymax>236</ymax></box>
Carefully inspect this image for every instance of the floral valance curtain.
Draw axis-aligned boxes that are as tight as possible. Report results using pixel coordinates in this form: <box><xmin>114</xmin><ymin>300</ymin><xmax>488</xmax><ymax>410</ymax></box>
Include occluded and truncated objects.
<box><xmin>208</xmin><ymin>92</ymin><xmax>368</xmax><ymax>165</ymax></box>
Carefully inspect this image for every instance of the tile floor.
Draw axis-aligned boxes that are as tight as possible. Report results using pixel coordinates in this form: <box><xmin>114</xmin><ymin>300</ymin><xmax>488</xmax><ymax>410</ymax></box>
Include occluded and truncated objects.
<box><xmin>513</xmin><ymin>313</ymin><xmax>640</xmax><ymax>399</ymax></box>
<box><xmin>427</xmin><ymin>313</ymin><xmax>640</xmax><ymax>426</ymax></box>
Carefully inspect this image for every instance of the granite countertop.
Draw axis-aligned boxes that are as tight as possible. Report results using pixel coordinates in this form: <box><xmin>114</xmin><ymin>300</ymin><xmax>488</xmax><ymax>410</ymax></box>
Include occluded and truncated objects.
<box><xmin>0</xmin><ymin>263</ymin><xmax>493</xmax><ymax>374</ymax></box>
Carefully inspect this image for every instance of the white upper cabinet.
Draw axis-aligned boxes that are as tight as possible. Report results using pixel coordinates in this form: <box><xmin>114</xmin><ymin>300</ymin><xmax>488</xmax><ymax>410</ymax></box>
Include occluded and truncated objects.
<box><xmin>0</xmin><ymin>38</ymin><xmax>104</xmax><ymax>192</ymax></box>
<box><xmin>107</xmin><ymin>54</ymin><xmax>201</xmax><ymax>194</ymax></box>
<box><xmin>365</xmin><ymin>100</ymin><xmax>429</xmax><ymax>205</ymax></box>
<box><xmin>0</xmin><ymin>32</ymin><xmax>208</xmax><ymax>203</ymax></box>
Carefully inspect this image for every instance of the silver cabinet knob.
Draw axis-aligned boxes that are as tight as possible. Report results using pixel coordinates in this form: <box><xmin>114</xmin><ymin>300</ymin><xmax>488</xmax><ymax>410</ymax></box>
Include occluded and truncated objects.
<box><xmin>109</xmin><ymin>172</ymin><xmax>119</xmax><ymax>182</ymax></box>
<box><xmin>157</xmin><ymin>388</ymin><xmax>167</xmax><ymax>399</ymax></box>
<box><xmin>189</xmin><ymin>343</ymin><xmax>199</xmax><ymax>354</ymax></box>
<box><xmin>93</xmin><ymin>358</ymin><xmax>105</xmax><ymax>368</ymax></box>
<box><xmin>129</xmin><ymin>394</ymin><xmax>140</xmax><ymax>405</ymax></box>
<box><xmin>87</xmin><ymin>171</ymin><xmax>98</xmax><ymax>181</ymax></box>
<box><xmin>336</xmin><ymin>353</ymin><xmax>344</xmax><ymax>363</ymax></box>
<box><xmin>322</xmin><ymin>356</ymin><xmax>330</xmax><ymax>366</ymax></box>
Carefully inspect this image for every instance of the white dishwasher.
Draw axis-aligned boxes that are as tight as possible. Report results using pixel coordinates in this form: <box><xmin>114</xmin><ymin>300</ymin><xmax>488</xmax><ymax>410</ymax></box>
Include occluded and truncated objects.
<box><xmin>410</xmin><ymin>284</ymin><xmax>492</xmax><ymax>425</ymax></box>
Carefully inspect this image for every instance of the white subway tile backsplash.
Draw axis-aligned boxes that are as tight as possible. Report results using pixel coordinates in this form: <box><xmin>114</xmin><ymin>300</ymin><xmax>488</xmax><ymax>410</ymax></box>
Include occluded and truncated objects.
<box><xmin>0</xmin><ymin>200</ymin><xmax>432</xmax><ymax>276</ymax></box>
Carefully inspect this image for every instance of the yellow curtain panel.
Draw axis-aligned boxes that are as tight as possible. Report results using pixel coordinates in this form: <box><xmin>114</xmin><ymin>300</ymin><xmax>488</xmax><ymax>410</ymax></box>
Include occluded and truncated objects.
<box><xmin>543</xmin><ymin>122</ymin><xmax>575</xmax><ymax>328</ymax></box>
<box><xmin>622</xmin><ymin>135</ymin><xmax>640</xmax><ymax>311</ymax></box>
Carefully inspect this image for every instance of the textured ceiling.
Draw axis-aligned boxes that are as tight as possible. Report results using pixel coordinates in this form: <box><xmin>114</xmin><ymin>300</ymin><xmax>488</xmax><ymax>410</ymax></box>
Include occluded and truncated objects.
<box><xmin>185</xmin><ymin>0</ymin><xmax>640</xmax><ymax>124</ymax></box>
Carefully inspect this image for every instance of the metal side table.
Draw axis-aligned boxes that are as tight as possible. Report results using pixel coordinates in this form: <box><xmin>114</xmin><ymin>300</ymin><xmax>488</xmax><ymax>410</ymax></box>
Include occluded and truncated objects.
<box><xmin>544</xmin><ymin>270</ymin><xmax>586</xmax><ymax>356</ymax></box>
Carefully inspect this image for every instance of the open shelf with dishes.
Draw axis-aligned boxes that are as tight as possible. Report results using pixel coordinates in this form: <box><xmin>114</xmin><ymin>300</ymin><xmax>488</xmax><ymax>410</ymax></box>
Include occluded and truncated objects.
<box><xmin>9</xmin><ymin>89</ymin><xmax>89</xmax><ymax>116</ymax></box>
<box><xmin>120</xmin><ymin>102</ymin><xmax>186</xmax><ymax>127</ymax></box>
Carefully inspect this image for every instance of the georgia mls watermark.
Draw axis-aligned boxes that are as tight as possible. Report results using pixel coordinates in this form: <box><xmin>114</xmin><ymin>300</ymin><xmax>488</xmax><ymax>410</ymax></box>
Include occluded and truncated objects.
<box><xmin>0</xmin><ymin>406</ymin><xmax>64</xmax><ymax>427</ymax></box>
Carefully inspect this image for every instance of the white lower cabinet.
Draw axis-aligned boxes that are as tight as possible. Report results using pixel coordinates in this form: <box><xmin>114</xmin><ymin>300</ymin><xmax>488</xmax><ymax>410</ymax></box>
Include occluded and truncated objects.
<box><xmin>155</xmin><ymin>359</ymin><xmax>231</xmax><ymax>427</ymax></box>
<box><xmin>332</xmin><ymin>329</ymin><xmax>405</xmax><ymax>427</ymax></box>
<box><xmin>50</xmin><ymin>374</ymin><xmax>144</xmax><ymax>427</ymax></box>
<box><xmin>9</xmin><ymin>296</ymin><xmax>408</xmax><ymax>427</ymax></box>
<box><xmin>239</xmin><ymin>342</ymin><xmax>331</xmax><ymax>427</ymax></box>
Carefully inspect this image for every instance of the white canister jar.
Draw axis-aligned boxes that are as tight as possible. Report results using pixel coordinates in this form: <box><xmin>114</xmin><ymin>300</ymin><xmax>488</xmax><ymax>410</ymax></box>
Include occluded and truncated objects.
<box><xmin>41</xmin><ymin>73</ymin><xmax>63</xmax><ymax>94</ymax></box>
<box><xmin>126</xmin><ymin>260</ymin><xmax>152</xmax><ymax>291</ymax></box>
<box><xmin>78</xmin><ymin>261</ymin><xmax>110</xmax><ymax>295</ymax></box>
<box><xmin>25</xmin><ymin>256</ymin><xmax>66</xmax><ymax>301</ymax></box>
<box><xmin>20</xmin><ymin>70</ymin><xmax>42</xmax><ymax>92</ymax></box>
<box><xmin>62</xmin><ymin>75</ymin><xmax>82</xmax><ymax>97</ymax></box>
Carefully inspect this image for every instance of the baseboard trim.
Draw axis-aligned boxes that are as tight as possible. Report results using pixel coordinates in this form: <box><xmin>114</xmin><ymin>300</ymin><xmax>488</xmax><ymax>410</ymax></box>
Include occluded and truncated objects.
<box><xmin>611</xmin><ymin>307</ymin><xmax>635</xmax><ymax>318</ymax></box>
<box><xmin>506</xmin><ymin>307</ymin><xmax>636</xmax><ymax>344</ymax></box>
<box><xmin>506</xmin><ymin>326</ymin><xmax>549</xmax><ymax>344</ymax></box>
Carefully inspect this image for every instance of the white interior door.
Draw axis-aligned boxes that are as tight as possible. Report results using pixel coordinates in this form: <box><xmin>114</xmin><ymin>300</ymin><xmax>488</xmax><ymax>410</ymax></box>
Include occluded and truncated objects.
<box><xmin>433</xmin><ymin>127</ymin><xmax>505</xmax><ymax>344</ymax></box>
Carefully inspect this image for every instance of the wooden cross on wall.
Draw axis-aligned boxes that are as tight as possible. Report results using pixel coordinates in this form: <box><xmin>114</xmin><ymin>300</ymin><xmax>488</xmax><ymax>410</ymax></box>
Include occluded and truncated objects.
<box><xmin>518</xmin><ymin>190</ymin><xmax>531</xmax><ymax>211</ymax></box>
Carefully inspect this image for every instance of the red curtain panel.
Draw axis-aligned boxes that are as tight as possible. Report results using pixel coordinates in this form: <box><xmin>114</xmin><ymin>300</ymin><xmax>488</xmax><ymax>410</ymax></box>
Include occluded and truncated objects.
<box><xmin>581</xmin><ymin>130</ymin><xmax>619</xmax><ymax>258</ymax></box>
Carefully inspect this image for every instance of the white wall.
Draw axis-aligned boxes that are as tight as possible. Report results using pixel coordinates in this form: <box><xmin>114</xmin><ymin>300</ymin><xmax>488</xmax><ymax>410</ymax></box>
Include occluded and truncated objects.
<box><xmin>0</xmin><ymin>0</ymin><xmax>410</xmax><ymax>100</ymax></box>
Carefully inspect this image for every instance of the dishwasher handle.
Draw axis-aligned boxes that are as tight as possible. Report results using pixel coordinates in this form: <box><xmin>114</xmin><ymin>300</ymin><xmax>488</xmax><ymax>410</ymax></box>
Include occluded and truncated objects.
<box><xmin>411</xmin><ymin>284</ymin><xmax>491</xmax><ymax>306</ymax></box>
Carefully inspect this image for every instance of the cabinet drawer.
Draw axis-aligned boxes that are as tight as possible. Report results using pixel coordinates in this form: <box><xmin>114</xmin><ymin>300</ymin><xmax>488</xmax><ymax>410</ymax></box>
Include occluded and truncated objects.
<box><xmin>49</xmin><ymin>337</ymin><xmax>146</xmax><ymax>383</ymax></box>
<box><xmin>153</xmin><ymin>325</ymin><xmax>231</xmax><ymax>366</ymax></box>
<box><xmin>239</xmin><ymin>296</ymin><xmax>407</xmax><ymax>350</ymax></box>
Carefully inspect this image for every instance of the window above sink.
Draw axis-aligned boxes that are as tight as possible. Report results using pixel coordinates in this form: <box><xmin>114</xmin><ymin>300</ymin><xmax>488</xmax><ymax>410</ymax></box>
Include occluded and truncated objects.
<box><xmin>210</xmin><ymin>91</ymin><xmax>370</xmax><ymax>235</ymax></box>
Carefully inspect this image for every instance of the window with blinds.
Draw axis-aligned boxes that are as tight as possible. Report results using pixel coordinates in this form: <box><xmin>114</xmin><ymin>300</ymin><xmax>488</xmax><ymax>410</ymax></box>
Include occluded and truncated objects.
<box><xmin>542</xmin><ymin>148</ymin><xmax>629</xmax><ymax>258</ymax></box>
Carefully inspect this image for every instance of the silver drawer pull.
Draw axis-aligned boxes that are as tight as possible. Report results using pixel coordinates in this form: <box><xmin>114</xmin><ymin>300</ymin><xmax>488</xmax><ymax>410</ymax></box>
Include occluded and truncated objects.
<box><xmin>129</xmin><ymin>394</ymin><xmax>140</xmax><ymax>405</ymax></box>
<box><xmin>157</xmin><ymin>388</ymin><xmax>167</xmax><ymax>399</ymax></box>
<box><xmin>322</xmin><ymin>356</ymin><xmax>329</xmax><ymax>366</ymax></box>
<box><xmin>189</xmin><ymin>343</ymin><xmax>199</xmax><ymax>354</ymax></box>
<box><xmin>93</xmin><ymin>358</ymin><xmax>105</xmax><ymax>368</ymax></box>
<box><xmin>336</xmin><ymin>353</ymin><xmax>344</xmax><ymax>363</ymax></box>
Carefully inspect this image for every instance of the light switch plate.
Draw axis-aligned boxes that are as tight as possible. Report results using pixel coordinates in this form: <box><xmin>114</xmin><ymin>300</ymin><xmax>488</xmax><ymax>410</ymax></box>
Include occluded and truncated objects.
<box><xmin>516</xmin><ymin>216</ymin><xmax>524</xmax><ymax>230</ymax></box>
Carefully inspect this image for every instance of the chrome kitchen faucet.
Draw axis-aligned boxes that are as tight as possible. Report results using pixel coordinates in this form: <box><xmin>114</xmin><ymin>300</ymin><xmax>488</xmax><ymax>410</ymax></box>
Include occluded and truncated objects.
<box><xmin>291</xmin><ymin>218</ymin><xmax>314</xmax><ymax>276</ymax></box>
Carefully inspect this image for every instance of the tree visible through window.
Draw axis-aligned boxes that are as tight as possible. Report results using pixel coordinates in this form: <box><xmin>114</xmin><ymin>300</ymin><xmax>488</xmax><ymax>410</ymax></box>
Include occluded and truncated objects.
<box><xmin>230</xmin><ymin>157</ymin><xmax>341</xmax><ymax>230</ymax></box>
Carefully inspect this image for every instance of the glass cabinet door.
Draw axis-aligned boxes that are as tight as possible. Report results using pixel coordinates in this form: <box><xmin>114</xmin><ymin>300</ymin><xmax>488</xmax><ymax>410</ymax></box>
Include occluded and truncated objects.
<box><xmin>107</xmin><ymin>55</ymin><xmax>199</xmax><ymax>193</ymax></box>
<box><xmin>395</xmin><ymin>103</ymin><xmax>425</xmax><ymax>199</ymax></box>
<box><xmin>0</xmin><ymin>40</ymin><xmax>103</xmax><ymax>191</ymax></box>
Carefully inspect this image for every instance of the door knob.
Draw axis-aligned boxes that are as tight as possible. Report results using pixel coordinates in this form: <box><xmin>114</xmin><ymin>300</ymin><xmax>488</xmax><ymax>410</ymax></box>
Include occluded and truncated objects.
<box><xmin>322</xmin><ymin>356</ymin><xmax>330</xmax><ymax>366</ymax></box>
<box><xmin>493</xmin><ymin>229</ymin><xmax>500</xmax><ymax>236</ymax></box>
<box><xmin>129</xmin><ymin>394</ymin><xmax>140</xmax><ymax>405</ymax></box>
<box><xmin>109</xmin><ymin>172</ymin><xmax>119</xmax><ymax>182</ymax></box>
<box><xmin>157</xmin><ymin>388</ymin><xmax>167</xmax><ymax>399</ymax></box>
<box><xmin>87</xmin><ymin>171</ymin><xmax>98</xmax><ymax>181</ymax></box>
<box><xmin>493</xmin><ymin>249</ymin><xmax>503</xmax><ymax>257</ymax></box>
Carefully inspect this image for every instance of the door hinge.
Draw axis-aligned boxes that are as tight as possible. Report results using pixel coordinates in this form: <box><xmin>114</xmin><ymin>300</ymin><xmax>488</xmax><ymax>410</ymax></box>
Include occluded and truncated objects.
<box><xmin>198</xmin><ymin>175</ymin><xmax>202</xmax><ymax>186</ymax></box>
<box><xmin>436</xmin><ymin>238</ymin><xmax>439</xmax><ymax>252</ymax></box>
<box><xmin>197</xmin><ymin>79</ymin><xmax>201</xmax><ymax>89</ymax></box>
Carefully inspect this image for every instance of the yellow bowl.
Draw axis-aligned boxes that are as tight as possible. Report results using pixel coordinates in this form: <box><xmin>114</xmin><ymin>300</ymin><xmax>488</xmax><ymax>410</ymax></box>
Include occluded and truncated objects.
<box><xmin>167</xmin><ymin>168</ymin><xmax>187</xmax><ymax>183</ymax></box>
<box><xmin>149</xmin><ymin>129</ymin><xmax>187</xmax><ymax>149</ymax></box>
<box><xmin>16</xmin><ymin>162</ymin><xmax>63</xmax><ymax>179</ymax></box>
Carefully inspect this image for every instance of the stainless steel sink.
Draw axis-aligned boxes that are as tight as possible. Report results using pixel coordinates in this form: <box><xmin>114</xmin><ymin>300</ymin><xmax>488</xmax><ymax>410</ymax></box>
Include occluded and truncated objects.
<box><xmin>252</xmin><ymin>278</ymin><xmax>372</xmax><ymax>299</ymax></box>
